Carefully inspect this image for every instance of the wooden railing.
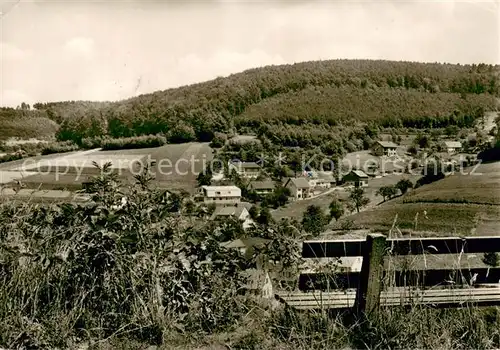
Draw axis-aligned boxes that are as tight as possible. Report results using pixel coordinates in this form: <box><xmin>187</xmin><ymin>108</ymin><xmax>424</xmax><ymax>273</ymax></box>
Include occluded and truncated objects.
<box><xmin>277</xmin><ymin>234</ymin><xmax>500</xmax><ymax>316</ymax></box>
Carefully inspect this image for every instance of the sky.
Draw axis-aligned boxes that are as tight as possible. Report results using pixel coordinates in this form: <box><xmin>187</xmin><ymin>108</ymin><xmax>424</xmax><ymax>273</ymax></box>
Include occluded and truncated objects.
<box><xmin>0</xmin><ymin>0</ymin><xmax>499</xmax><ymax>107</ymax></box>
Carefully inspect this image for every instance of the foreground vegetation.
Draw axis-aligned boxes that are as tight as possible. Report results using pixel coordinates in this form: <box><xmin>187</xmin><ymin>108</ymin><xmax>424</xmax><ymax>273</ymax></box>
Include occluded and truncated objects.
<box><xmin>0</xmin><ymin>163</ymin><xmax>499</xmax><ymax>349</ymax></box>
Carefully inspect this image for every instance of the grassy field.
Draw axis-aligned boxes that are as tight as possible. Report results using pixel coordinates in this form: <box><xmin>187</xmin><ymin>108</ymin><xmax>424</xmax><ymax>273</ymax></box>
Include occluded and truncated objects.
<box><xmin>0</xmin><ymin>143</ymin><xmax>214</xmax><ymax>194</ymax></box>
<box><xmin>404</xmin><ymin>161</ymin><xmax>500</xmax><ymax>205</ymax></box>
<box><xmin>335</xmin><ymin>200</ymin><xmax>500</xmax><ymax>236</ymax></box>
<box><xmin>17</xmin><ymin>173</ymin><xmax>96</xmax><ymax>191</ymax></box>
<box><xmin>149</xmin><ymin>142</ymin><xmax>214</xmax><ymax>193</ymax></box>
<box><xmin>271</xmin><ymin>171</ymin><xmax>421</xmax><ymax>222</ymax></box>
<box><xmin>336</xmin><ymin>161</ymin><xmax>500</xmax><ymax>236</ymax></box>
<box><xmin>271</xmin><ymin>189</ymin><xmax>350</xmax><ymax>221</ymax></box>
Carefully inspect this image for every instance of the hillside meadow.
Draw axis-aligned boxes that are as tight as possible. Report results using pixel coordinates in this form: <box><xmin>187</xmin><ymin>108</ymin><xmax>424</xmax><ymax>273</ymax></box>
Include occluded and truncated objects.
<box><xmin>337</xmin><ymin>161</ymin><xmax>500</xmax><ymax>236</ymax></box>
<box><xmin>0</xmin><ymin>143</ymin><xmax>214</xmax><ymax>194</ymax></box>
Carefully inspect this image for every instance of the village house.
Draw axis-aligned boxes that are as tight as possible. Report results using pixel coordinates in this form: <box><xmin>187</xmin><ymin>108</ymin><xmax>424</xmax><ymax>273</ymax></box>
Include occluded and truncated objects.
<box><xmin>443</xmin><ymin>141</ymin><xmax>462</xmax><ymax>154</ymax></box>
<box><xmin>228</xmin><ymin>160</ymin><xmax>262</xmax><ymax>178</ymax></box>
<box><xmin>249</xmin><ymin>180</ymin><xmax>275</xmax><ymax>196</ymax></box>
<box><xmin>198</xmin><ymin>185</ymin><xmax>241</xmax><ymax>205</ymax></box>
<box><xmin>284</xmin><ymin>177</ymin><xmax>312</xmax><ymax>200</ymax></box>
<box><xmin>210</xmin><ymin>206</ymin><xmax>254</xmax><ymax>230</ymax></box>
<box><xmin>342</xmin><ymin>170</ymin><xmax>369</xmax><ymax>187</ymax></box>
<box><xmin>372</xmin><ymin>141</ymin><xmax>398</xmax><ymax>157</ymax></box>
<box><xmin>221</xmin><ymin>237</ymin><xmax>271</xmax><ymax>259</ymax></box>
<box><xmin>307</xmin><ymin>172</ymin><xmax>336</xmax><ymax>189</ymax></box>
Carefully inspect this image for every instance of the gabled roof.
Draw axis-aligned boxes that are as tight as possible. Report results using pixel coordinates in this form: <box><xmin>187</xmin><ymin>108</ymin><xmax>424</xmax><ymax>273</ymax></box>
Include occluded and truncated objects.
<box><xmin>350</xmin><ymin>170</ymin><xmax>369</xmax><ymax>178</ymax></box>
<box><xmin>249</xmin><ymin>180</ymin><xmax>276</xmax><ymax>190</ymax></box>
<box><xmin>230</xmin><ymin>161</ymin><xmax>261</xmax><ymax>169</ymax></box>
<box><xmin>376</xmin><ymin>141</ymin><xmax>398</xmax><ymax>148</ymax></box>
<box><xmin>315</xmin><ymin>172</ymin><xmax>336</xmax><ymax>181</ymax></box>
<box><xmin>201</xmin><ymin>185</ymin><xmax>240</xmax><ymax>192</ymax></box>
<box><xmin>444</xmin><ymin>141</ymin><xmax>462</xmax><ymax>148</ymax></box>
<box><xmin>211</xmin><ymin>206</ymin><xmax>247</xmax><ymax>219</ymax></box>
<box><xmin>286</xmin><ymin>177</ymin><xmax>311</xmax><ymax>188</ymax></box>
<box><xmin>221</xmin><ymin>237</ymin><xmax>271</xmax><ymax>249</ymax></box>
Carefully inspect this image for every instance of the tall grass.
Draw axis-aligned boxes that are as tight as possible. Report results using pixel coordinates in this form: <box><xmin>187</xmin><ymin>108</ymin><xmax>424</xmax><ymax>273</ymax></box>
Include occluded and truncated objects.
<box><xmin>0</xmin><ymin>166</ymin><xmax>499</xmax><ymax>348</ymax></box>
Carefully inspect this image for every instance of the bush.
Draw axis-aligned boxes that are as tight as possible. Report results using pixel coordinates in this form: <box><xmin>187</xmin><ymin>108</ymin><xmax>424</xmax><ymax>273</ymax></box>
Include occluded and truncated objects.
<box><xmin>0</xmin><ymin>166</ymin><xmax>250</xmax><ymax>347</ymax></box>
<box><xmin>209</xmin><ymin>132</ymin><xmax>227</xmax><ymax>148</ymax></box>
<box><xmin>101</xmin><ymin>135</ymin><xmax>167</xmax><ymax>150</ymax></box>
<box><xmin>168</xmin><ymin>123</ymin><xmax>196</xmax><ymax>144</ymax></box>
<box><xmin>80</xmin><ymin>135</ymin><xmax>167</xmax><ymax>150</ymax></box>
<box><xmin>81</xmin><ymin>136</ymin><xmax>107</xmax><ymax>149</ymax></box>
<box><xmin>41</xmin><ymin>141</ymin><xmax>80</xmax><ymax>155</ymax></box>
<box><xmin>0</xmin><ymin>152</ymin><xmax>26</xmax><ymax>164</ymax></box>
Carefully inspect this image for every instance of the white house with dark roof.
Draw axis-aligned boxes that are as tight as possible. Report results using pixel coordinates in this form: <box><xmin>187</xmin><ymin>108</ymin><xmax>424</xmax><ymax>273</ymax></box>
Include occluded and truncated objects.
<box><xmin>284</xmin><ymin>177</ymin><xmax>312</xmax><ymax>200</ymax></box>
<box><xmin>198</xmin><ymin>185</ymin><xmax>241</xmax><ymax>205</ymax></box>
<box><xmin>249</xmin><ymin>180</ymin><xmax>275</xmax><ymax>196</ymax></box>
<box><xmin>342</xmin><ymin>170</ymin><xmax>369</xmax><ymax>187</ymax></box>
<box><xmin>443</xmin><ymin>141</ymin><xmax>462</xmax><ymax>154</ymax></box>
<box><xmin>211</xmin><ymin>206</ymin><xmax>254</xmax><ymax>229</ymax></box>
<box><xmin>307</xmin><ymin>172</ymin><xmax>336</xmax><ymax>189</ymax></box>
<box><xmin>228</xmin><ymin>160</ymin><xmax>262</xmax><ymax>178</ymax></box>
<box><xmin>372</xmin><ymin>141</ymin><xmax>398</xmax><ymax>157</ymax></box>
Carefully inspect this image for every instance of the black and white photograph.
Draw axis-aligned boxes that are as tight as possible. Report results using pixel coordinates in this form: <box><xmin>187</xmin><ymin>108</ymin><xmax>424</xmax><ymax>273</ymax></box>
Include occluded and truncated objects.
<box><xmin>1</xmin><ymin>0</ymin><xmax>499</xmax><ymax>348</ymax></box>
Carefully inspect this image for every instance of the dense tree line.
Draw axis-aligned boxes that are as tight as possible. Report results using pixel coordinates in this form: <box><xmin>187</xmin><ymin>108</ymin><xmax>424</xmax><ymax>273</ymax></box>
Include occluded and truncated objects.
<box><xmin>2</xmin><ymin>60</ymin><xmax>499</xmax><ymax>143</ymax></box>
<box><xmin>236</xmin><ymin>86</ymin><xmax>494</xmax><ymax>129</ymax></box>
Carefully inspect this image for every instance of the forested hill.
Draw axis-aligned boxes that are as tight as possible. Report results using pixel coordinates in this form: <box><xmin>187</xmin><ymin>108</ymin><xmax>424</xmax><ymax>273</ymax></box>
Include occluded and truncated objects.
<box><xmin>2</xmin><ymin>59</ymin><xmax>499</xmax><ymax>145</ymax></box>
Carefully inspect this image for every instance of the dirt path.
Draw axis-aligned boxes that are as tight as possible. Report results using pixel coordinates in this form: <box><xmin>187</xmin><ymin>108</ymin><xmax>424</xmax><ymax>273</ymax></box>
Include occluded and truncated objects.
<box><xmin>480</xmin><ymin>111</ymin><xmax>498</xmax><ymax>134</ymax></box>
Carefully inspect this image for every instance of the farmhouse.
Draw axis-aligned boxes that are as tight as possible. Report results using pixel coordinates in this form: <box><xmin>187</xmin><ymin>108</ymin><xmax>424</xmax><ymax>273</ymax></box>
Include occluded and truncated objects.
<box><xmin>284</xmin><ymin>177</ymin><xmax>312</xmax><ymax>200</ymax></box>
<box><xmin>210</xmin><ymin>206</ymin><xmax>254</xmax><ymax>230</ymax></box>
<box><xmin>221</xmin><ymin>237</ymin><xmax>271</xmax><ymax>259</ymax></box>
<box><xmin>443</xmin><ymin>141</ymin><xmax>462</xmax><ymax>154</ymax></box>
<box><xmin>308</xmin><ymin>173</ymin><xmax>336</xmax><ymax>189</ymax></box>
<box><xmin>249</xmin><ymin>180</ymin><xmax>275</xmax><ymax>196</ymax></box>
<box><xmin>198</xmin><ymin>185</ymin><xmax>241</xmax><ymax>205</ymax></box>
<box><xmin>229</xmin><ymin>160</ymin><xmax>262</xmax><ymax>178</ymax></box>
<box><xmin>342</xmin><ymin>170</ymin><xmax>369</xmax><ymax>187</ymax></box>
<box><xmin>372</xmin><ymin>141</ymin><xmax>398</xmax><ymax>157</ymax></box>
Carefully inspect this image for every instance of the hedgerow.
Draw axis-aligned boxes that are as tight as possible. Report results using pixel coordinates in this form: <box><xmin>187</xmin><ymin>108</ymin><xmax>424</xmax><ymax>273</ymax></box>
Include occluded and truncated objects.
<box><xmin>80</xmin><ymin>134</ymin><xmax>167</xmax><ymax>150</ymax></box>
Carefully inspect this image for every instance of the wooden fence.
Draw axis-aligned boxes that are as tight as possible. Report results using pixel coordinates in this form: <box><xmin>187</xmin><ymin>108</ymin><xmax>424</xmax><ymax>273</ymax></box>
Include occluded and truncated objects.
<box><xmin>277</xmin><ymin>234</ymin><xmax>500</xmax><ymax>316</ymax></box>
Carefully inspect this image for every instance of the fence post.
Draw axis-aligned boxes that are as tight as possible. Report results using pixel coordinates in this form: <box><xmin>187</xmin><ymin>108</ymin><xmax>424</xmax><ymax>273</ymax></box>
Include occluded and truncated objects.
<box><xmin>354</xmin><ymin>234</ymin><xmax>387</xmax><ymax>318</ymax></box>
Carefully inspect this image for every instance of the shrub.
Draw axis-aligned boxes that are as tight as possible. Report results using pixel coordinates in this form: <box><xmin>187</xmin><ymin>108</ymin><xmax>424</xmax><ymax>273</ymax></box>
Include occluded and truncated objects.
<box><xmin>396</xmin><ymin>178</ymin><xmax>414</xmax><ymax>195</ymax></box>
<box><xmin>80</xmin><ymin>135</ymin><xmax>167</xmax><ymax>150</ymax></box>
<box><xmin>0</xmin><ymin>152</ymin><xmax>26</xmax><ymax>164</ymax></box>
<box><xmin>81</xmin><ymin>136</ymin><xmax>107</xmax><ymax>149</ymax></box>
<box><xmin>100</xmin><ymin>134</ymin><xmax>167</xmax><ymax>150</ymax></box>
<box><xmin>301</xmin><ymin>205</ymin><xmax>328</xmax><ymax>236</ymax></box>
<box><xmin>209</xmin><ymin>132</ymin><xmax>227</xmax><ymax>148</ymax></box>
<box><xmin>168</xmin><ymin>123</ymin><xmax>196</xmax><ymax>144</ymax></box>
<box><xmin>41</xmin><ymin>141</ymin><xmax>80</xmax><ymax>155</ymax></box>
<box><xmin>377</xmin><ymin>185</ymin><xmax>398</xmax><ymax>202</ymax></box>
<box><xmin>0</xmin><ymin>164</ymin><xmax>250</xmax><ymax>347</ymax></box>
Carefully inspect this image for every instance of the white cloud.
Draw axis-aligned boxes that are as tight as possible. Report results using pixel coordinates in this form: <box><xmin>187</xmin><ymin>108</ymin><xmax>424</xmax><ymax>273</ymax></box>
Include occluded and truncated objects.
<box><xmin>0</xmin><ymin>42</ymin><xmax>31</xmax><ymax>61</ymax></box>
<box><xmin>174</xmin><ymin>49</ymin><xmax>286</xmax><ymax>86</ymax></box>
<box><xmin>63</xmin><ymin>36</ymin><xmax>95</xmax><ymax>58</ymax></box>
<box><xmin>1</xmin><ymin>89</ymin><xmax>31</xmax><ymax>107</ymax></box>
